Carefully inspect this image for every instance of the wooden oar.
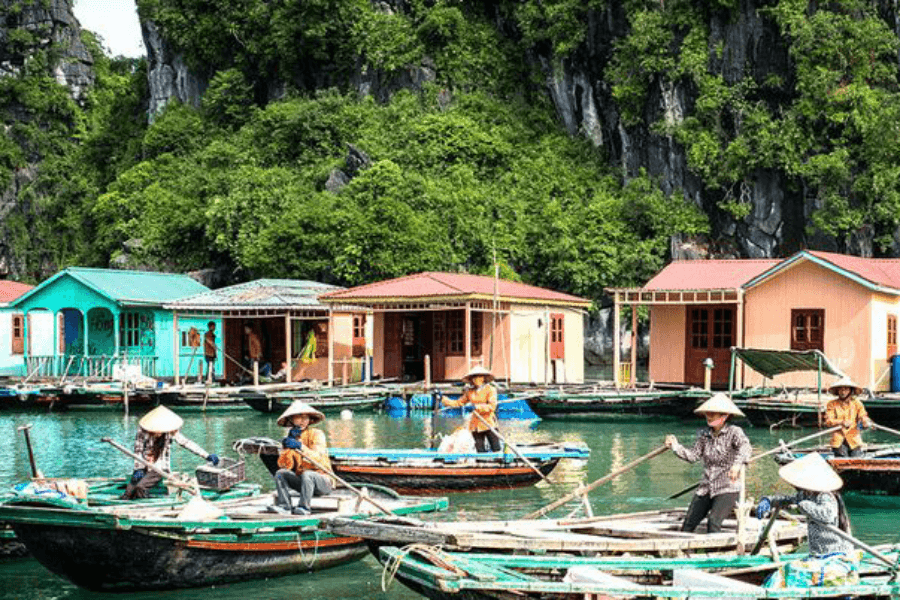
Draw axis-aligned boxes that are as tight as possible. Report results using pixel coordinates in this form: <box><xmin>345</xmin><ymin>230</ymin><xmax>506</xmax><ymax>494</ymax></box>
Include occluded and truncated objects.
<box><xmin>101</xmin><ymin>437</ymin><xmax>197</xmax><ymax>494</ymax></box>
<box><xmin>297</xmin><ymin>448</ymin><xmax>395</xmax><ymax>516</ymax></box>
<box><xmin>818</xmin><ymin>520</ymin><xmax>898</xmax><ymax>574</ymax></box>
<box><xmin>750</xmin><ymin>507</ymin><xmax>781</xmax><ymax>556</ymax></box>
<box><xmin>872</xmin><ymin>422</ymin><xmax>900</xmax><ymax>439</ymax></box>
<box><xmin>525</xmin><ymin>445</ymin><xmax>668</xmax><ymax>520</ymax></box>
<box><xmin>470</xmin><ymin>411</ymin><xmax>552</xmax><ymax>485</ymax></box>
<box><xmin>667</xmin><ymin>425</ymin><xmax>843</xmax><ymax>500</ymax></box>
<box><xmin>18</xmin><ymin>424</ymin><xmax>43</xmax><ymax>479</ymax></box>
<box><xmin>437</xmin><ymin>393</ymin><xmax>539</xmax><ymax>413</ymax></box>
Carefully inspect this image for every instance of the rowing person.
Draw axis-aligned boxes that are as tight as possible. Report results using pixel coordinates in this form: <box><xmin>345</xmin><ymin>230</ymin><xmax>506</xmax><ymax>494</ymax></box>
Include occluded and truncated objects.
<box><xmin>665</xmin><ymin>393</ymin><xmax>751</xmax><ymax>534</ymax></box>
<box><xmin>270</xmin><ymin>401</ymin><xmax>333</xmax><ymax>515</ymax></box>
<box><xmin>440</xmin><ymin>366</ymin><xmax>500</xmax><ymax>452</ymax></box>
<box><xmin>121</xmin><ymin>405</ymin><xmax>219</xmax><ymax>499</ymax></box>
<box><xmin>824</xmin><ymin>377</ymin><xmax>873</xmax><ymax>458</ymax></box>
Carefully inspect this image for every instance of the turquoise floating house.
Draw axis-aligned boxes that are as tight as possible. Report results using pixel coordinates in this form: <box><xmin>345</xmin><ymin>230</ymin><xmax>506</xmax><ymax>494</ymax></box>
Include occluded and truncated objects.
<box><xmin>9</xmin><ymin>268</ymin><xmax>217</xmax><ymax>380</ymax></box>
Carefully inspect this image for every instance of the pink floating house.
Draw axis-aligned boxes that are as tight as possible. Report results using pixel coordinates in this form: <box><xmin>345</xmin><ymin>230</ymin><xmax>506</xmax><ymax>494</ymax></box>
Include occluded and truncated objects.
<box><xmin>609</xmin><ymin>250</ymin><xmax>900</xmax><ymax>391</ymax></box>
<box><xmin>319</xmin><ymin>272</ymin><xmax>591</xmax><ymax>384</ymax></box>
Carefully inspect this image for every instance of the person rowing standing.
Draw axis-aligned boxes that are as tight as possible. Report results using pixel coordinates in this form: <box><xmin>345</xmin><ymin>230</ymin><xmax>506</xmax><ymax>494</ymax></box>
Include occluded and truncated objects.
<box><xmin>440</xmin><ymin>366</ymin><xmax>500</xmax><ymax>453</ymax></box>
<box><xmin>824</xmin><ymin>377</ymin><xmax>873</xmax><ymax>458</ymax></box>
<box><xmin>665</xmin><ymin>393</ymin><xmax>751</xmax><ymax>534</ymax></box>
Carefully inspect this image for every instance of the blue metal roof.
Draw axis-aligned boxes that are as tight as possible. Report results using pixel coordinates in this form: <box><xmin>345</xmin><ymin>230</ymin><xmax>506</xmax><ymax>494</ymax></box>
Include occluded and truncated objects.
<box><xmin>165</xmin><ymin>279</ymin><xmax>343</xmax><ymax>310</ymax></box>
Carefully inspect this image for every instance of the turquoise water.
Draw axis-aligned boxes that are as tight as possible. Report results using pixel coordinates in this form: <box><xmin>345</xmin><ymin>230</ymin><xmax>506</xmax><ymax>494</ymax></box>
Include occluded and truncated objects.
<box><xmin>1</xmin><ymin>408</ymin><xmax>898</xmax><ymax>598</ymax></box>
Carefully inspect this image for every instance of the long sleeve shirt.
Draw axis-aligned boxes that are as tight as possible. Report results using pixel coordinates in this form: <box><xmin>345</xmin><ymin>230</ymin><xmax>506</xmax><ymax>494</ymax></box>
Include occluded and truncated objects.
<box><xmin>132</xmin><ymin>429</ymin><xmax>209</xmax><ymax>472</ymax></box>
<box><xmin>770</xmin><ymin>491</ymin><xmax>852</xmax><ymax>556</ymax></box>
<box><xmin>441</xmin><ymin>384</ymin><xmax>498</xmax><ymax>432</ymax></box>
<box><xmin>671</xmin><ymin>423</ymin><xmax>751</xmax><ymax>497</ymax></box>
<box><xmin>824</xmin><ymin>397</ymin><xmax>869</xmax><ymax>449</ymax></box>
<box><xmin>277</xmin><ymin>427</ymin><xmax>332</xmax><ymax>479</ymax></box>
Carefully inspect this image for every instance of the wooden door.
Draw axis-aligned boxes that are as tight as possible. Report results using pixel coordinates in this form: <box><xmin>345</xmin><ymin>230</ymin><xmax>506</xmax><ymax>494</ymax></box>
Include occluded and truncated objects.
<box><xmin>684</xmin><ymin>305</ymin><xmax>735</xmax><ymax>387</ymax></box>
<box><xmin>550</xmin><ymin>313</ymin><xmax>564</xmax><ymax>360</ymax></box>
<box><xmin>382</xmin><ymin>313</ymin><xmax>402</xmax><ymax>379</ymax></box>
<box><xmin>432</xmin><ymin>313</ymin><xmax>446</xmax><ymax>382</ymax></box>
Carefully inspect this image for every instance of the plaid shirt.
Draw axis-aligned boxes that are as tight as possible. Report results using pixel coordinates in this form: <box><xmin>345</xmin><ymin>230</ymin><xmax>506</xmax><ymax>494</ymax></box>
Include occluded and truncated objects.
<box><xmin>672</xmin><ymin>423</ymin><xmax>751</xmax><ymax>497</ymax></box>
<box><xmin>771</xmin><ymin>491</ymin><xmax>852</xmax><ymax>556</ymax></box>
<box><xmin>132</xmin><ymin>429</ymin><xmax>209</xmax><ymax>472</ymax></box>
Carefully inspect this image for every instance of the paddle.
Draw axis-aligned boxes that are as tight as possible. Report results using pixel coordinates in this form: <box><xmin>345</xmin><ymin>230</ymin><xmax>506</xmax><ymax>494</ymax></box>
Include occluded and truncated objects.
<box><xmin>296</xmin><ymin>447</ymin><xmax>396</xmax><ymax>516</ymax></box>
<box><xmin>750</xmin><ymin>507</ymin><xmax>781</xmax><ymax>556</ymax></box>
<box><xmin>817</xmin><ymin>520</ymin><xmax>898</xmax><ymax>575</ymax></box>
<box><xmin>469</xmin><ymin>410</ymin><xmax>553</xmax><ymax>485</ymax></box>
<box><xmin>18</xmin><ymin>424</ymin><xmax>43</xmax><ymax>479</ymax></box>
<box><xmin>101</xmin><ymin>437</ymin><xmax>198</xmax><ymax>494</ymax></box>
<box><xmin>667</xmin><ymin>425</ymin><xmax>843</xmax><ymax>500</ymax></box>
<box><xmin>872</xmin><ymin>422</ymin><xmax>900</xmax><ymax>439</ymax></box>
<box><xmin>524</xmin><ymin>444</ymin><xmax>669</xmax><ymax>520</ymax></box>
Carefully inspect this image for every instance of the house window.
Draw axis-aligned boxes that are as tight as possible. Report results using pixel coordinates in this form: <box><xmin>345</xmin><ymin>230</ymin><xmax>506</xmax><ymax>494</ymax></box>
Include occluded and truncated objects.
<box><xmin>690</xmin><ymin>308</ymin><xmax>709</xmax><ymax>349</ymax></box>
<box><xmin>11</xmin><ymin>314</ymin><xmax>24</xmax><ymax>355</ymax></box>
<box><xmin>791</xmin><ymin>309</ymin><xmax>824</xmax><ymax>351</ymax></box>
<box><xmin>447</xmin><ymin>312</ymin><xmax>464</xmax><ymax>355</ymax></box>
<box><xmin>119</xmin><ymin>312</ymin><xmax>142</xmax><ymax>347</ymax></box>
<box><xmin>889</xmin><ymin>315</ymin><xmax>898</xmax><ymax>358</ymax></box>
<box><xmin>551</xmin><ymin>314</ymin><xmax>564</xmax><ymax>345</ymax></box>
<box><xmin>712</xmin><ymin>308</ymin><xmax>733</xmax><ymax>349</ymax></box>
<box><xmin>470</xmin><ymin>313</ymin><xmax>482</xmax><ymax>355</ymax></box>
<box><xmin>352</xmin><ymin>315</ymin><xmax>366</xmax><ymax>358</ymax></box>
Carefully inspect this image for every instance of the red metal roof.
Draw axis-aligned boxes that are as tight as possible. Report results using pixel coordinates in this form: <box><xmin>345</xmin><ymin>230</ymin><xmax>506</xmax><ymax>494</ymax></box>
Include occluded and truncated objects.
<box><xmin>0</xmin><ymin>280</ymin><xmax>33</xmax><ymax>303</ymax></box>
<box><xmin>320</xmin><ymin>272</ymin><xmax>591</xmax><ymax>306</ymax></box>
<box><xmin>805</xmin><ymin>250</ymin><xmax>900</xmax><ymax>290</ymax></box>
<box><xmin>643</xmin><ymin>259</ymin><xmax>781</xmax><ymax>291</ymax></box>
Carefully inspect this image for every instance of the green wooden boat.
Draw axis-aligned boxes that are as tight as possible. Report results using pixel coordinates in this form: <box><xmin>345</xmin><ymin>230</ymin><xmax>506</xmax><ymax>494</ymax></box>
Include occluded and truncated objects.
<box><xmin>0</xmin><ymin>486</ymin><xmax>447</xmax><ymax>591</ymax></box>
<box><xmin>376</xmin><ymin>545</ymin><xmax>900</xmax><ymax>599</ymax></box>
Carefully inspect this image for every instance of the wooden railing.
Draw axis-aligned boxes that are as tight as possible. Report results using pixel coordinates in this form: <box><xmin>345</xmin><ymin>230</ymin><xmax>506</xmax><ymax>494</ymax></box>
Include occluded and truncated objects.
<box><xmin>25</xmin><ymin>355</ymin><xmax>158</xmax><ymax>380</ymax></box>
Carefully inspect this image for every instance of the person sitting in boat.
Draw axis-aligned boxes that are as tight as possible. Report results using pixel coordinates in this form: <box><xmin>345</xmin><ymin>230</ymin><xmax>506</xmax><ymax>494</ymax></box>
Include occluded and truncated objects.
<box><xmin>665</xmin><ymin>393</ymin><xmax>751</xmax><ymax>534</ymax></box>
<box><xmin>271</xmin><ymin>400</ymin><xmax>333</xmax><ymax>515</ymax></box>
<box><xmin>824</xmin><ymin>377</ymin><xmax>873</xmax><ymax>458</ymax></box>
<box><xmin>439</xmin><ymin>365</ymin><xmax>501</xmax><ymax>453</ymax></box>
<box><xmin>121</xmin><ymin>405</ymin><xmax>219</xmax><ymax>500</ymax></box>
<box><xmin>756</xmin><ymin>452</ymin><xmax>858</xmax><ymax>587</ymax></box>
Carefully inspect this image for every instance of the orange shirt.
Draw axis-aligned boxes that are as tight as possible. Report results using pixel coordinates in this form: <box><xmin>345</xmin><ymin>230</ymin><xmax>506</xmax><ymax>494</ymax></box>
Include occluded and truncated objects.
<box><xmin>442</xmin><ymin>384</ymin><xmax>498</xmax><ymax>432</ymax></box>
<box><xmin>248</xmin><ymin>332</ymin><xmax>262</xmax><ymax>361</ymax></box>
<box><xmin>277</xmin><ymin>427</ymin><xmax>332</xmax><ymax>476</ymax></box>
<box><xmin>824</xmin><ymin>397</ymin><xmax>869</xmax><ymax>449</ymax></box>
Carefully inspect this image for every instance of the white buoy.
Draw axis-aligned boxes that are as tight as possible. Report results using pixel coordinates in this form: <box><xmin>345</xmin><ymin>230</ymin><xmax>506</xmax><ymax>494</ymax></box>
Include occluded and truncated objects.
<box><xmin>340</xmin><ymin>409</ymin><xmax>353</xmax><ymax>420</ymax></box>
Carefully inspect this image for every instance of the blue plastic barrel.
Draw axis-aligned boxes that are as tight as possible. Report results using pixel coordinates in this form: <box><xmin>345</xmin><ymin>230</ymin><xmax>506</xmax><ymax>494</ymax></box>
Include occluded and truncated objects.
<box><xmin>891</xmin><ymin>355</ymin><xmax>900</xmax><ymax>392</ymax></box>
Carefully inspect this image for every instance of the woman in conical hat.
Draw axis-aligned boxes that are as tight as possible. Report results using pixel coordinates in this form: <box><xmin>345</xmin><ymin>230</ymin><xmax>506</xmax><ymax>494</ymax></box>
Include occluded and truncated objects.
<box><xmin>440</xmin><ymin>365</ymin><xmax>500</xmax><ymax>453</ymax></box>
<box><xmin>824</xmin><ymin>376</ymin><xmax>872</xmax><ymax>458</ymax></box>
<box><xmin>757</xmin><ymin>453</ymin><xmax>854</xmax><ymax>586</ymax></box>
<box><xmin>271</xmin><ymin>400</ymin><xmax>332</xmax><ymax>515</ymax></box>
<box><xmin>121</xmin><ymin>405</ymin><xmax>219</xmax><ymax>500</ymax></box>
<box><xmin>665</xmin><ymin>393</ymin><xmax>751</xmax><ymax>534</ymax></box>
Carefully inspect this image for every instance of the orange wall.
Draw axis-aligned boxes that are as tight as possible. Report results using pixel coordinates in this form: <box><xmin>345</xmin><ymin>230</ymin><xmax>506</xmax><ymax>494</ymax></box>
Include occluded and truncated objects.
<box><xmin>743</xmin><ymin>260</ymin><xmax>872</xmax><ymax>388</ymax></box>
<box><xmin>648</xmin><ymin>305</ymin><xmax>686</xmax><ymax>384</ymax></box>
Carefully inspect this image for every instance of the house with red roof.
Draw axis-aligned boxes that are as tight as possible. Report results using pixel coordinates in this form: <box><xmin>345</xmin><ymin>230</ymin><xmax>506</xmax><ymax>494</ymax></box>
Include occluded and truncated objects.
<box><xmin>0</xmin><ymin>280</ymin><xmax>35</xmax><ymax>376</ymax></box>
<box><xmin>609</xmin><ymin>250</ymin><xmax>900</xmax><ymax>391</ymax></box>
<box><xmin>319</xmin><ymin>272</ymin><xmax>592</xmax><ymax>384</ymax></box>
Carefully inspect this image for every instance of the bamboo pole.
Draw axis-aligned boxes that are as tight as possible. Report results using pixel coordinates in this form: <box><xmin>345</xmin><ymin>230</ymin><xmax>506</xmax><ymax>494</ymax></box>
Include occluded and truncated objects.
<box><xmin>872</xmin><ymin>422</ymin><xmax>900</xmax><ymax>439</ymax></box>
<box><xmin>101</xmin><ymin>437</ymin><xmax>197</xmax><ymax>494</ymax></box>
<box><xmin>297</xmin><ymin>448</ymin><xmax>394</xmax><ymax>516</ymax></box>
<box><xmin>17</xmin><ymin>424</ymin><xmax>43</xmax><ymax>479</ymax></box>
<box><xmin>525</xmin><ymin>445</ymin><xmax>668</xmax><ymax>520</ymax></box>
<box><xmin>750</xmin><ymin>508</ymin><xmax>781</xmax><ymax>556</ymax></box>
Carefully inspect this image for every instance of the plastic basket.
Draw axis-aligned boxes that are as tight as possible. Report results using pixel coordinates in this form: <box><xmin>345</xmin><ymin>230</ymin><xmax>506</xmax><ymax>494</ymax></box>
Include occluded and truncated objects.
<box><xmin>195</xmin><ymin>457</ymin><xmax>245</xmax><ymax>490</ymax></box>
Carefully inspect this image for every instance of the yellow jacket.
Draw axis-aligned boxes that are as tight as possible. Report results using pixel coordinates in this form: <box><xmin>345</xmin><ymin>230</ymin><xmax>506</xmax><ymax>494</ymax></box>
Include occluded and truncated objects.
<box><xmin>277</xmin><ymin>427</ymin><xmax>332</xmax><ymax>475</ymax></box>
<box><xmin>824</xmin><ymin>397</ymin><xmax>869</xmax><ymax>449</ymax></box>
<box><xmin>442</xmin><ymin>384</ymin><xmax>498</xmax><ymax>432</ymax></box>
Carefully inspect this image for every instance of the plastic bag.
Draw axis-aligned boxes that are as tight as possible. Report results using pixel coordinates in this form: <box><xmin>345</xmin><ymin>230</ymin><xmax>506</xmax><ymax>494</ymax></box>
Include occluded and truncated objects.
<box><xmin>438</xmin><ymin>427</ymin><xmax>476</xmax><ymax>454</ymax></box>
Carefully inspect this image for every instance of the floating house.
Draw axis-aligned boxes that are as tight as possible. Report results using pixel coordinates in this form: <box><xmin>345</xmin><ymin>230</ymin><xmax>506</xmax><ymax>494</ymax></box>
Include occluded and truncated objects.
<box><xmin>610</xmin><ymin>250</ymin><xmax>900</xmax><ymax>391</ymax></box>
<box><xmin>164</xmin><ymin>279</ymin><xmax>369</xmax><ymax>385</ymax></box>
<box><xmin>0</xmin><ymin>280</ymin><xmax>36</xmax><ymax>377</ymax></box>
<box><xmin>10</xmin><ymin>268</ymin><xmax>213</xmax><ymax>380</ymax></box>
<box><xmin>319</xmin><ymin>272</ymin><xmax>592</xmax><ymax>384</ymax></box>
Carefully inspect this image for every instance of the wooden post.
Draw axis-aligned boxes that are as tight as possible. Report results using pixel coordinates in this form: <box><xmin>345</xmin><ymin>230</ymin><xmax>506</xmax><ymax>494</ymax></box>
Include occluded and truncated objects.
<box><xmin>736</xmin><ymin>465</ymin><xmax>747</xmax><ymax>554</ymax></box>
<box><xmin>630</xmin><ymin>304</ymin><xmax>638</xmax><ymax>388</ymax></box>
<box><xmin>328</xmin><ymin>311</ymin><xmax>335</xmax><ymax>387</ymax></box>
<box><xmin>424</xmin><ymin>354</ymin><xmax>431</xmax><ymax>390</ymax></box>
<box><xmin>544</xmin><ymin>309</ymin><xmax>550</xmax><ymax>385</ymax></box>
<box><xmin>465</xmin><ymin>303</ymin><xmax>472</xmax><ymax>371</ymax></box>
<box><xmin>253</xmin><ymin>360</ymin><xmax>259</xmax><ymax>386</ymax></box>
<box><xmin>612</xmin><ymin>296</ymin><xmax>621</xmax><ymax>388</ymax></box>
<box><xmin>285</xmin><ymin>314</ymin><xmax>292</xmax><ymax>383</ymax></box>
<box><xmin>173</xmin><ymin>312</ymin><xmax>180</xmax><ymax>386</ymax></box>
<box><xmin>735</xmin><ymin>289</ymin><xmax>744</xmax><ymax>389</ymax></box>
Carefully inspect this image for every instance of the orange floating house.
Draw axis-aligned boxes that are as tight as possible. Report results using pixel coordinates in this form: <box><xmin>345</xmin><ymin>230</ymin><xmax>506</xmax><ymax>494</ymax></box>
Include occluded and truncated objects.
<box><xmin>319</xmin><ymin>272</ymin><xmax>592</xmax><ymax>384</ymax></box>
<box><xmin>610</xmin><ymin>250</ymin><xmax>900</xmax><ymax>391</ymax></box>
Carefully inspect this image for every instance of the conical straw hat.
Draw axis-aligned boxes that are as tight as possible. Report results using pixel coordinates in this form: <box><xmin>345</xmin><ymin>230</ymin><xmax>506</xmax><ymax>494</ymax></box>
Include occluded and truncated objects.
<box><xmin>276</xmin><ymin>400</ymin><xmax>325</xmax><ymax>427</ymax></box>
<box><xmin>463</xmin><ymin>365</ymin><xmax>494</xmax><ymax>383</ymax></box>
<box><xmin>827</xmin><ymin>376</ymin><xmax>864</xmax><ymax>396</ymax></box>
<box><xmin>694</xmin><ymin>393</ymin><xmax>745</xmax><ymax>417</ymax></box>
<box><xmin>139</xmin><ymin>405</ymin><xmax>183</xmax><ymax>433</ymax></box>
<box><xmin>778</xmin><ymin>452</ymin><xmax>843</xmax><ymax>492</ymax></box>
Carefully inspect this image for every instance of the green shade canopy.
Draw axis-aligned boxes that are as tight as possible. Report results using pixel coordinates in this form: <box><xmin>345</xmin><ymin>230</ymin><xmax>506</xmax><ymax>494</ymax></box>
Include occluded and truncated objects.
<box><xmin>732</xmin><ymin>347</ymin><xmax>844</xmax><ymax>379</ymax></box>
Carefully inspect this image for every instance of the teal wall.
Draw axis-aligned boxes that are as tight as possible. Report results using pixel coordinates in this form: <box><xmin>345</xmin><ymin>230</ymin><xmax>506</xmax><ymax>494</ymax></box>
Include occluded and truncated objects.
<box><xmin>156</xmin><ymin>313</ymin><xmax>224</xmax><ymax>379</ymax></box>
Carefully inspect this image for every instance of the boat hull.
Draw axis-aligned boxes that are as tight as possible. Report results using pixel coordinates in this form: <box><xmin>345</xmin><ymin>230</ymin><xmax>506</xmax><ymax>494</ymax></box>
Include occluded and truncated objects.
<box><xmin>14</xmin><ymin>521</ymin><xmax>366</xmax><ymax>591</ymax></box>
<box><xmin>526</xmin><ymin>393</ymin><xmax>698</xmax><ymax>419</ymax></box>
<box><xmin>241</xmin><ymin>391</ymin><xmax>384</xmax><ymax>414</ymax></box>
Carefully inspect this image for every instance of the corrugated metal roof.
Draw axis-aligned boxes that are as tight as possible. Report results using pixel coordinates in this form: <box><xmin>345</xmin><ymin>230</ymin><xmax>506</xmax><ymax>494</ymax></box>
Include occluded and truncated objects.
<box><xmin>805</xmin><ymin>250</ymin><xmax>900</xmax><ymax>290</ymax></box>
<box><xmin>320</xmin><ymin>272</ymin><xmax>591</xmax><ymax>307</ymax></box>
<box><xmin>733</xmin><ymin>347</ymin><xmax>843</xmax><ymax>378</ymax></box>
<box><xmin>0</xmin><ymin>280</ymin><xmax>33</xmax><ymax>303</ymax></box>
<box><xmin>642</xmin><ymin>259</ymin><xmax>781</xmax><ymax>291</ymax></box>
<box><xmin>66</xmin><ymin>267</ymin><xmax>210</xmax><ymax>305</ymax></box>
<box><xmin>167</xmin><ymin>279</ymin><xmax>343</xmax><ymax>310</ymax></box>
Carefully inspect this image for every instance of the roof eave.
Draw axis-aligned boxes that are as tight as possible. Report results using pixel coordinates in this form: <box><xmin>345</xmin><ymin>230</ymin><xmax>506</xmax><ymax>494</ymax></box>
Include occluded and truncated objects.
<box><xmin>319</xmin><ymin>293</ymin><xmax>591</xmax><ymax>308</ymax></box>
<box><xmin>743</xmin><ymin>251</ymin><xmax>900</xmax><ymax>295</ymax></box>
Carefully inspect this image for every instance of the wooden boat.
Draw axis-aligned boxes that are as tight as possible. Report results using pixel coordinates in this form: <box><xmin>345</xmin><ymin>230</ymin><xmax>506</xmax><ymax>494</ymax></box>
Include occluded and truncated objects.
<box><xmin>374</xmin><ymin>544</ymin><xmax>900</xmax><ymax>600</ymax></box>
<box><xmin>775</xmin><ymin>446</ymin><xmax>900</xmax><ymax>496</ymax></box>
<box><xmin>737</xmin><ymin>395</ymin><xmax>900</xmax><ymax>428</ymax></box>
<box><xmin>323</xmin><ymin>508</ymin><xmax>807</xmax><ymax>556</ymax></box>
<box><xmin>57</xmin><ymin>381</ymin><xmax>158</xmax><ymax>410</ymax></box>
<box><xmin>233</xmin><ymin>438</ymin><xmax>589</xmax><ymax>494</ymax></box>
<box><xmin>0</xmin><ymin>383</ymin><xmax>62</xmax><ymax>410</ymax></box>
<box><xmin>238</xmin><ymin>384</ymin><xmax>390</xmax><ymax>414</ymax></box>
<box><xmin>0</xmin><ymin>486</ymin><xmax>447</xmax><ymax>591</ymax></box>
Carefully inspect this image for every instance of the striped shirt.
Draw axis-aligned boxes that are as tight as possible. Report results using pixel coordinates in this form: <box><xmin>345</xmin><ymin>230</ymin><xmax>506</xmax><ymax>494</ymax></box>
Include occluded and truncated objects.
<box><xmin>132</xmin><ymin>429</ymin><xmax>209</xmax><ymax>472</ymax></box>
<box><xmin>671</xmin><ymin>423</ymin><xmax>751</xmax><ymax>497</ymax></box>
